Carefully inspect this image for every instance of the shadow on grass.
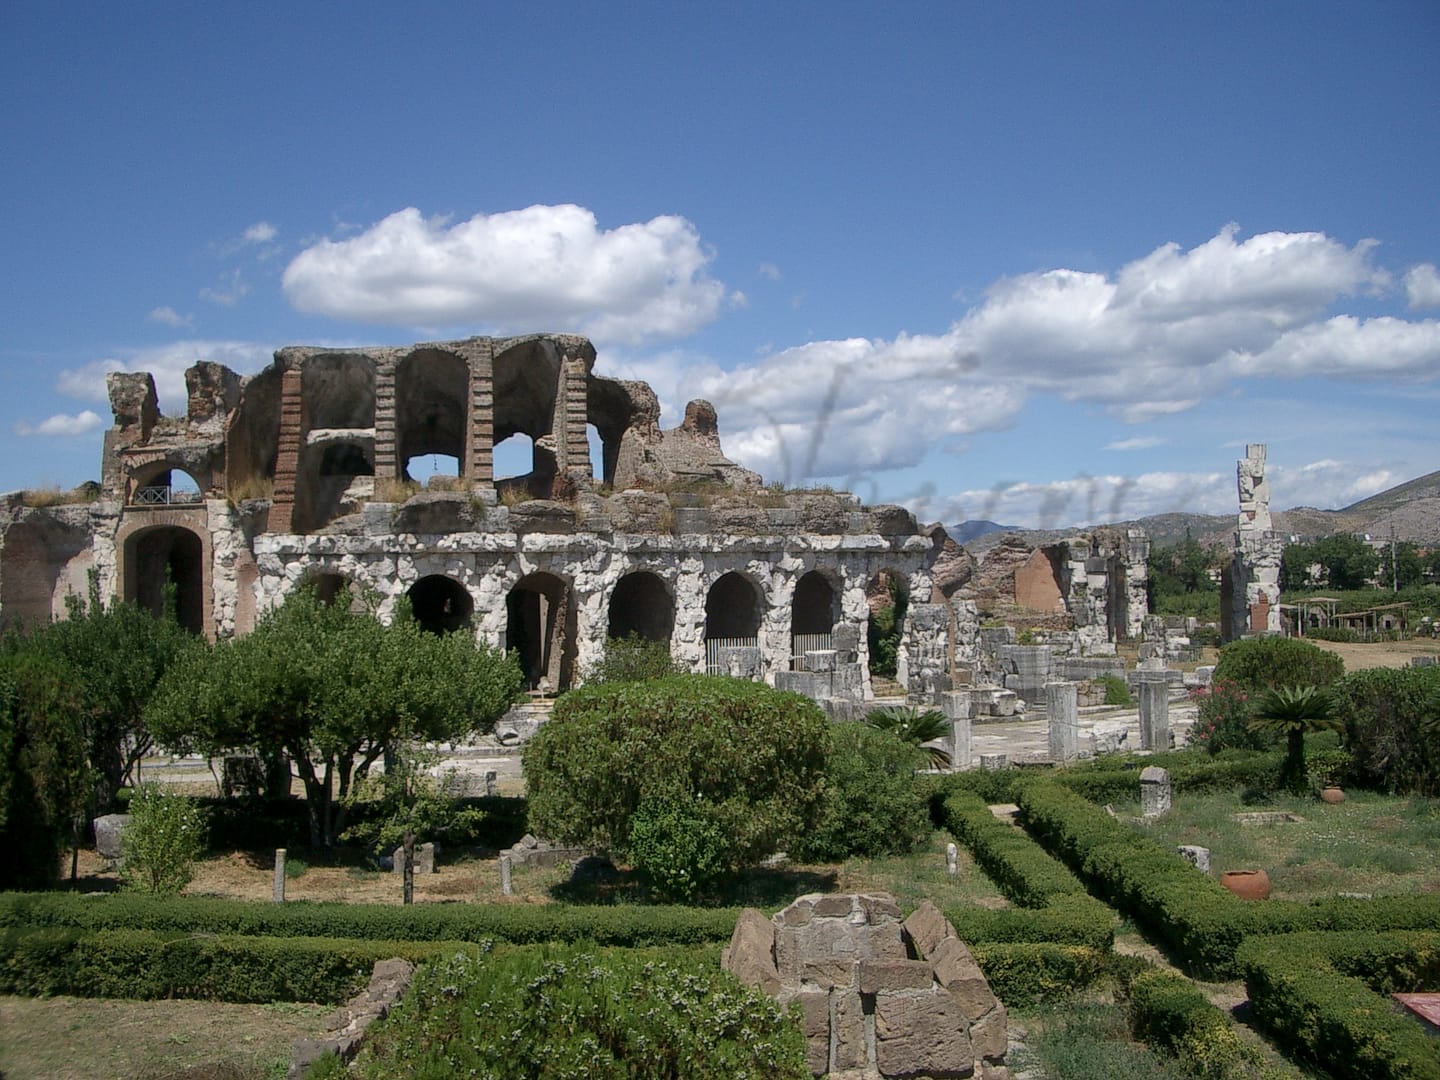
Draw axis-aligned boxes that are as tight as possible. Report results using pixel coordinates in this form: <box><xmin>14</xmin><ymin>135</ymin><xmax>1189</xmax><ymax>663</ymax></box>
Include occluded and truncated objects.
<box><xmin>549</xmin><ymin>863</ymin><xmax>839</xmax><ymax>907</ymax></box>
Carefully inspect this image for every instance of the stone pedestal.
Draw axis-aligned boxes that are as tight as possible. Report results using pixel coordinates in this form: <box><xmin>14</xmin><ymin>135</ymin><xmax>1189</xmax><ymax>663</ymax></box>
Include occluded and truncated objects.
<box><xmin>1138</xmin><ymin>671</ymin><xmax>1170</xmax><ymax>751</ymax></box>
<box><xmin>1046</xmin><ymin>680</ymin><xmax>1079</xmax><ymax>763</ymax></box>
<box><xmin>1140</xmin><ymin>766</ymin><xmax>1171</xmax><ymax>817</ymax></box>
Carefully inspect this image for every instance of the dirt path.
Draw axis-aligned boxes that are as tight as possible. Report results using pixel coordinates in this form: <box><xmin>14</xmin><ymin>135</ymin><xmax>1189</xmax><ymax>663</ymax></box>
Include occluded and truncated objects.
<box><xmin>1307</xmin><ymin>637</ymin><xmax>1440</xmax><ymax>671</ymax></box>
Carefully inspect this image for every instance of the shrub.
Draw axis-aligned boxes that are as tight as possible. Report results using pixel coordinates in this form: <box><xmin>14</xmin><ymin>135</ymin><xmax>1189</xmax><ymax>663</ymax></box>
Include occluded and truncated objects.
<box><xmin>346</xmin><ymin>946</ymin><xmax>810</xmax><ymax>1079</ymax></box>
<box><xmin>1095</xmin><ymin>673</ymin><xmax>1133</xmax><ymax>707</ymax></box>
<box><xmin>1212</xmin><ymin>636</ymin><xmax>1344</xmax><ymax>694</ymax></box>
<box><xmin>1128</xmin><ymin>968</ymin><xmax>1269</xmax><ymax>1079</ymax></box>
<box><xmin>120</xmin><ymin>785</ymin><xmax>206</xmax><ymax>895</ymax></box>
<box><xmin>1335</xmin><ymin>665</ymin><xmax>1440</xmax><ymax>795</ymax></box>
<box><xmin>969</xmin><ymin>943</ymin><xmax>1107</xmax><ymax>1007</ymax></box>
<box><xmin>582</xmin><ymin>631</ymin><xmax>685</xmax><ymax>684</ymax></box>
<box><xmin>1187</xmin><ymin>680</ymin><xmax>1267</xmax><ymax>755</ymax></box>
<box><xmin>523</xmin><ymin>676</ymin><xmax>829</xmax><ymax>872</ymax></box>
<box><xmin>788</xmin><ymin>723</ymin><xmax>931</xmax><ymax>862</ymax></box>
<box><xmin>628</xmin><ymin>796</ymin><xmax>729</xmax><ymax>902</ymax></box>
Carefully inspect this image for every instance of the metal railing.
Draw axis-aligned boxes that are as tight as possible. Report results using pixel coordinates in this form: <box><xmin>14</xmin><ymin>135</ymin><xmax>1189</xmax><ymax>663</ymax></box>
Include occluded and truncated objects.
<box><xmin>705</xmin><ymin>636</ymin><xmax>761</xmax><ymax>675</ymax></box>
<box><xmin>134</xmin><ymin>485</ymin><xmax>202</xmax><ymax>506</ymax></box>
<box><xmin>790</xmin><ymin>632</ymin><xmax>833</xmax><ymax>670</ymax></box>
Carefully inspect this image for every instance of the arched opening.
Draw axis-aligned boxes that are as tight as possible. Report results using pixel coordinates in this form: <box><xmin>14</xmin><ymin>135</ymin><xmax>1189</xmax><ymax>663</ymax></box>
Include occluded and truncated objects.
<box><xmin>506</xmin><ymin>572</ymin><xmax>575</xmax><ymax>693</ymax></box>
<box><xmin>404</xmin><ymin>453</ymin><xmax>461</xmax><ymax>490</ymax></box>
<box><xmin>705</xmin><ymin>572</ymin><xmax>763</xmax><ymax>675</ymax></box>
<box><xmin>406</xmin><ymin>575</ymin><xmax>473</xmax><ymax>635</ymax></box>
<box><xmin>791</xmin><ymin>570</ymin><xmax>838</xmax><ymax>670</ymax></box>
<box><xmin>608</xmin><ymin>571</ymin><xmax>674</xmax><ymax>643</ymax></box>
<box><xmin>125</xmin><ymin>526</ymin><xmax>204</xmax><ymax>634</ymax></box>
<box><xmin>300</xmin><ymin>440</ymin><xmax>375</xmax><ymax>531</ymax></box>
<box><xmin>130</xmin><ymin>463</ymin><xmax>204</xmax><ymax>506</ymax></box>
<box><xmin>494</xmin><ymin>433</ymin><xmax>553</xmax><ymax>499</ymax></box>
<box><xmin>319</xmin><ymin>443</ymin><xmax>374</xmax><ymax>477</ymax></box>
<box><xmin>396</xmin><ymin>348</ymin><xmax>468</xmax><ymax>482</ymax></box>
<box><xmin>493</xmin><ymin>339</ymin><xmax>562</xmax><ymax>496</ymax></box>
<box><xmin>866</xmin><ymin>569</ymin><xmax>910</xmax><ymax>682</ymax></box>
<box><xmin>306</xmin><ymin>571</ymin><xmax>368</xmax><ymax>615</ymax></box>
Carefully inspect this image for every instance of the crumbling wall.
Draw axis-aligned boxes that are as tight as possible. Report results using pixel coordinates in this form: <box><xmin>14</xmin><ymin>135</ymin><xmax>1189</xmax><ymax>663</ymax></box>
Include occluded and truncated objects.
<box><xmin>1224</xmin><ymin>444</ymin><xmax>1283</xmax><ymax>641</ymax></box>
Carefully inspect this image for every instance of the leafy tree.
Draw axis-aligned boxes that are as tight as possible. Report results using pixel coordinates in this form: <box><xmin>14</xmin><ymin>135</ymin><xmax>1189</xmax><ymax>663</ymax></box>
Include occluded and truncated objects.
<box><xmin>1147</xmin><ymin>532</ymin><xmax>1220</xmax><ymax>608</ymax></box>
<box><xmin>121</xmin><ymin>784</ymin><xmax>206</xmax><ymax>895</ymax></box>
<box><xmin>1334</xmin><ymin>665</ymin><xmax>1440</xmax><ymax>795</ymax></box>
<box><xmin>788</xmin><ymin>722</ymin><xmax>932</xmax><ymax>862</ymax></box>
<box><xmin>0</xmin><ymin>647</ymin><xmax>90</xmax><ymax>888</ymax></box>
<box><xmin>583</xmin><ymin>631</ymin><xmax>684</xmax><ymax>684</ymax></box>
<box><xmin>342</xmin><ymin>743</ymin><xmax>483</xmax><ymax>904</ymax></box>
<box><xmin>1379</xmin><ymin>541</ymin><xmax>1424</xmax><ymax>590</ymax></box>
<box><xmin>1310</xmin><ymin>534</ymin><xmax>1381</xmax><ymax>591</ymax></box>
<box><xmin>148</xmin><ymin>589</ymin><xmax>522</xmax><ymax>848</ymax></box>
<box><xmin>862</xmin><ymin>704</ymin><xmax>953</xmax><ymax>769</ymax></box>
<box><xmin>1248</xmin><ymin>685</ymin><xmax>1343</xmax><ymax>795</ymax></box>
<box><xmin>1279</xmin><ymin>542</ymin><xmax>1318</xmax><ymax>592</ymax></box>
<box><xmin>867</xmin><ymin>573</ymin><xmax>908</xmax><ymax>679</ymax></box>
<box><xmin>1213</xmin><ymin>636</ymin><xmax>1344</xmax><ymax>694</ymax></box>
<box><xmin>524</xmin><ymin>675</ymin><xmax>830</xmax><ymax>877</ymax></box>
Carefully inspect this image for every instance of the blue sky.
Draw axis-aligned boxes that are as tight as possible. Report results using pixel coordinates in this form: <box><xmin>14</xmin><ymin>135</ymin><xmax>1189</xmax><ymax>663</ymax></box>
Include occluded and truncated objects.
<box><xmin>3</xmin><ymin>2</ymin><xmax>1437</xmax><ymax>529</ymax></box>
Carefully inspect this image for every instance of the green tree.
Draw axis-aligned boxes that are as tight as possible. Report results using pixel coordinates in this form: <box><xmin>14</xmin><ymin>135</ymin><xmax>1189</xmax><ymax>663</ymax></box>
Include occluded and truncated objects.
<box><xmin>1147</xmin><ymin>532</ymin><xmax>1220</xmax><ymax>606</ymax></box>
<box><xmin>148</xmin><ymin>589</ymin><xmax>522</xmax><ymax>848</ymax></box>
<box><xmin>1379</xmin><ymin>541</ymin><xmax>1424</xmax><ymax>590</ymax></box>
<box><xmin>0</xmin><ymin>646</ymin><xmax>91</xmax><ymax>888</ymax></box>
<box><xmin>121</xmin><ymin>784</ymin><xmax>206</xmax><ymax>895</ymax></box>
<box><xmin>1213</xmin><ymin>636</ymin><xmax>1344</xmax><ymax>694</ymax></box>
<box><xmin>523</xmin><ymin>676</ymin><xmax>830</xmax><ymax>877</ymax></box>
<box><xmin>343</xmin><ymin>743</ymin><xmax>483</xmax><ymax>904</ymax></box>
<box><xmin>1310</xmin><ymin>534</ymin><xmax>1381</xmax><ymax>591</ymax></box>
<box><xmin>1280</xmin><ymin>541</ymin><xmax>1318</xmax><ymax>592</ymax></box>
<box><xmin>1248</xmin><ymin>685</ymin><xmax>1344</xmax><ymax>795</ymax></box>
<box><xmin>862</xmin><ymin>704</ymin><xmax>953</xmax><ymax>769</ymax></box>
<box><xmin>583</xmin><ymin>631</ymin><xmax>684</xmax><ymax>683</ymax></box>
<box><xmin>867</xmin><ymin>573</ymin><xmax>908</xmax><ymax>679</ymax></box>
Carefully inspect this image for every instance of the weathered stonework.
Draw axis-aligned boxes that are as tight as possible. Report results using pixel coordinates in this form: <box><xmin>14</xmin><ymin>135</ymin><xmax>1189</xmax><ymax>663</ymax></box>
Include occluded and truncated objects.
<box><xmin>724</xmin><ymin>894</ymin><xmax>1006</xmax><ymax>1078</ymax></box>
<box><xmin>1223</xmin><ymin>444</ymin><xmax>1283</xmax><ymax>641</ymax></box>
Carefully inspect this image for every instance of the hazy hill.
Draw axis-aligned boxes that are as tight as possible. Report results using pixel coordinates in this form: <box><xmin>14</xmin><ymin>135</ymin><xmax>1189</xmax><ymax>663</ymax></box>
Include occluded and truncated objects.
<box><xmin>952</xmin><ymin>467</ymin><xmax>1440</xmax><ymax>556</ymax></box>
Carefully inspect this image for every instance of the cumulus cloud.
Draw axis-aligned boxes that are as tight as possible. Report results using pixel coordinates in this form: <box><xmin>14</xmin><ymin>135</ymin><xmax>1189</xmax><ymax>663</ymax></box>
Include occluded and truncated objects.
<box><xmin>148</xmin><ymin>306</ymin><xmax>192</xmax><ymax>328</ymax></box>
<box><xmin>282</xmin><ymin>204</ymin><xmax>727</xmax><ymax>344</ymax></box>
<box><xmin>663</xmin><ymin>225</ymin><xmax>1433</xmax><ymax>485</ymax></box>
<box><xmin>242</xmin><ymin>222</ymin><xmax>277</xmax><ymax>245</ymax></box>
<box><xmin>1406</xmin><ymin>264</ymin><xmax>1440</xmax><ymax>309</ymax></box>
<box><xmin>927</xmin><ymin>471</ymin><xmax>1231</xmax><ymax>531</ymax></box>
<box><xmin>56</xmin><ymin>340</ymin><xmax>274</xmax><ymax>415</ymax></box>
<box><xmin>14</xmin><ymin>410</ymin><xmax>103</xmax><ymax>437</ymax></box>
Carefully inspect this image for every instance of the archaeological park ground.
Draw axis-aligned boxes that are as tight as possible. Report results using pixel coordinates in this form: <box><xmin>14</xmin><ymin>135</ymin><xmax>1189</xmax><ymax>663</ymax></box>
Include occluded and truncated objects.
<box><xmin>4</xmin><ymin>337</ymin><xmax>1440</xmax><ymax>1079</ymax></box>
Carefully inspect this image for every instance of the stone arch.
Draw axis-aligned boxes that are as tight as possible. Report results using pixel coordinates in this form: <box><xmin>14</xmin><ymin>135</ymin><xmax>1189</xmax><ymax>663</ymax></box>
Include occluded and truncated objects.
<box><xmin>791</xmin><ymin>569</ymin><xmax>839</xmax><ymax>668</ymax></box>
<box><xmin>396</xmin><ymin>347</ymin><xmax>469</xmax><ymax>482</ymax></box>
<box><xmin>119</xmin><ymin>520</ymin><xmax>209</xmax><ymax>635</ymax></box>
<box><xmin>608</xmin><ymin>570</ymin><xmax>674</xmax><ymax>643</ymax></box>
<box><xmin>492</xmin><ymin>339</ymin><xmax>564</xmax><ymax>496</ymax></box>
<box><xmin>865</xmin><ymin>567</ymin><xmax>911</xmax><ymax>682</ymax></box>
<box><xmin>127</xmin><ymin>459</ymin><xmax>207</xmax><ymax>505</ymax></box>
<box><xmin>506</xmin><ymin>571</ymin><xmax>576</xmax><ymax>693</ymax></box>
<box><xmin>302</xmin><ymin>569</ymin><xmax>368</xmax><ymax>614</ymax></box>
<box><xmin>406</xmin><ymin>574</ymin><xmax>474</xmax><ymax>635</ymax></box>
<box><xmin>704</xmin><ymin>571</ymin><xmax>764</xmax><ymax>677</ymax></box>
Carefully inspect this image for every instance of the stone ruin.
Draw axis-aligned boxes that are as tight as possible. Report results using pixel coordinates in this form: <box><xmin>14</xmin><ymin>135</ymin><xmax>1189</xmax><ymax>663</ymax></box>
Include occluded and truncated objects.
<box><xmin>1222</xmin><ymin>443</ymin><xmax>1283</xmax><ymax>641</ymax></box>
<box><xmin>724</xmin><ymin>893</ymin><xmax>1008</xmax><ymax>1079</ymax></box>
<box><xmin>0</xmin><ymin>331</ymin><xmax>1149</xmax><ymax>726</ymax></box>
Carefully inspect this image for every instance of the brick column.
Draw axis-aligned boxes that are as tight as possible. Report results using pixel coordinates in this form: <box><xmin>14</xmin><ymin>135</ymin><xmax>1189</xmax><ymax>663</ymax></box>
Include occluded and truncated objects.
<box><xmin>468</xmin><ymin>342</ymin><xmax>494</xmax><ymax>486</ymax></box>
<box><xmin>373</xmin><ymin>364</ymin><xmax>398</xmax><ymax>480</ymax></box>
<box><xmin>268</xmin><ymin>368</ymin><xmax>304</xmax><ymax>533</ymax></box>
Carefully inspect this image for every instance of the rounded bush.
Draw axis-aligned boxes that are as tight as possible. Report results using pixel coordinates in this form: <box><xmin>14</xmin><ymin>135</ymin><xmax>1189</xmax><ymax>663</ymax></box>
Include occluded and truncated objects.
<box><xmin>524</xmin><ymin>675</ymin><xmax>830</xmax><ymax>871</ymax></box>
<box><xmin>789</xmin><ymin>723</ymin><xmax>931</xmax><ymax>862</ymax></box>
<box><xmin>1213</xmin><ymin>637</ymin><xmax>1344</xmax><ymax>693</ymax></box>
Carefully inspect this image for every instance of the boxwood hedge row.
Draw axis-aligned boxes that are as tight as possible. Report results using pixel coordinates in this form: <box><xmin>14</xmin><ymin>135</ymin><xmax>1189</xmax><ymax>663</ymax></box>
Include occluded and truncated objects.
<box><xmin>1237</xmin><ymin>932</ymin><xmax>1440</xmax><ymax>1080</ymax></box>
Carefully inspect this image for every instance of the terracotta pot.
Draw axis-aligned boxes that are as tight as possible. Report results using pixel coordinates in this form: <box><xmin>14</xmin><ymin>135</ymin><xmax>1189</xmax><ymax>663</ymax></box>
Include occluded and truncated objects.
<box><xmin>1221</xmin><ymin>869</ymin><xmax>1272</xmax><ymax>901</ymax></box>
<box><xmin>1321</xmin><ymin>787</ymin><xmax>1346</xmax><ymax>804</ymax></box>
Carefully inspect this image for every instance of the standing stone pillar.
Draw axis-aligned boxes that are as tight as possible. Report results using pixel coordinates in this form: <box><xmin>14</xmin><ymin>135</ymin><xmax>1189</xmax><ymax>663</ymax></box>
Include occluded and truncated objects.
<box><xmin>1046</xmin><ymin>681</ymin><xmax>1080</xmax><ymax>763</ymax></box>
<box><xmin>939</xmin><ymin>690</ymin><xmax>973</xmax><ymax>770</ymax></box>
<box><xmin>1140</xmin><ymin>767</ymin><xmax>1171</xmax><ymax>817</ymax></box>
<box><xmin>1138</xmin><ymin>671</ymin><xmax>1171</xmax><ymax>750</ymax></box>
<box><xmin>273</xmin><ymin>848</ymin><xmax>286</xmax><ymax>902</ymax></box>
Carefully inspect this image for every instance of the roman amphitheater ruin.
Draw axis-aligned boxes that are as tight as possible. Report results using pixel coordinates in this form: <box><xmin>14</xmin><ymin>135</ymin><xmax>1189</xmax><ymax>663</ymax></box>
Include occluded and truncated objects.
<box><xmin>0</xmin><ymin>334</ymin><xmax>1154</xmax><ymax>715</ymax></box>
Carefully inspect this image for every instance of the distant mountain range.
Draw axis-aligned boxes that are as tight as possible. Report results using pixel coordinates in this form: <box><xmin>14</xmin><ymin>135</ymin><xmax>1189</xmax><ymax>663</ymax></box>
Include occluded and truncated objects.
<box><xmin>951</xmin><ymin>467</ymin><xmax>1440</xmax><ymax>554</ymax></box>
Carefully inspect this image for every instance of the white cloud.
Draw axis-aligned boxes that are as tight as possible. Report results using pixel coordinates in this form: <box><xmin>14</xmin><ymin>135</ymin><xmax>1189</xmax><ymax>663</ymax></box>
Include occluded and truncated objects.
<box><xmin>929</xmin><ymin>471</ymin><xmax>1231</xmax><ymax>531</ymax></box>
<box><xmin>758</xmin><ymin>261</ymin><xmax>782</xmax><ymax>281</ymax></box>
<box><xmin>1405</xmin><ymin>264</ymin><xmax>1440</xmax><ymax>309</ymax></box>
<box><xmin>147</xmin><ymin>306</ymin><xmax>192</xmax><ymax>328</ymax></box>
<box><xmin>1105</xmin><ymin>436</ymin><xmax>1165</xmax><ymax>451</ymax></box>
<box><xmin>15</xmin><ymin>410</ymin><xmax>103</xmax><ymax>437</ymax></box>
<box><xmin>200</xmin><ymin>268</ymin><xmax>250</xmax><ymax>306</ymax></box>
<box><xmin>652</xmin><ymin>225</ymin><xmax>1434</xmax><ymax>486</ymax></box>
<box><xmin>56</xmin><ymin>341</ymin><xmax>274</xmax><ymax>415</ymax></box>
<box><xmin>282</xmin><ymin>204</ymin><xmax>727</xmax><ymax>344</ymax></box>
<box><xmin>243</xmin><ymin>221</ymin><xmax>277</xmax><ymax>245</ymax></box>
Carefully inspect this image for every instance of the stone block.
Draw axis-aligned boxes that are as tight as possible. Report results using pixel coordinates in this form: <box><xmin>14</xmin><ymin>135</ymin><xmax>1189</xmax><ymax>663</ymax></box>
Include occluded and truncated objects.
<box><xmin>930</xmin><ymin>937</ymin><xmax>998</xmax><ymax>1021</ymax></box>
<box><xmin>860</xmin><ymin>959</ymin><xmax>935</xmax><ymax>993</ymax></box>
<box><xmin>1177</xmin><ymin>845</ymin><xmax>1211</xmax><ymax>873</ymax></box>
<box><xmin>903</xmin><ymin>899</ymin><xmax>958</xmax><ymax>960</ymax></box>
<box><xmin>391</xmin><ymin>841</ymin><xmax>436</xmax><ymax>874</ymax></box>
<box><xmin>875</xmin><ymin>988</ymin><xmax>972</xmax><ymax>1079</ymax></box>
<box><xmin>803</xmin><ymin>959</ymin><xmax>859</xmax><ymax>990</ymax></box>
<box><xmin>971</xmin><ymin>1002</ymin><xmax>1008</xmax><ymax>1063</ymax></box>
<box><xmin>783</xmin><ymin>989</ymin><xmax>830</xmax><ymax>1077</ymax></box>
<box><xmin>831</xmin><ymin>988</ymin><xmax>868</xmax><ymax>1071</ymax></box>
<box><xmin>1140</xmin><ymin>766</ymin><xmax>1171</xmax><ymax>817</ymax></box>
<box><xmin>94</xmin><ymin>813</ymin><xmax>132</xmax><ymax>861</ymax></box>
<box><xmin>724</xmin><ymin>908</ymin><xmax>780</xmax><ymax>996</ymax></box>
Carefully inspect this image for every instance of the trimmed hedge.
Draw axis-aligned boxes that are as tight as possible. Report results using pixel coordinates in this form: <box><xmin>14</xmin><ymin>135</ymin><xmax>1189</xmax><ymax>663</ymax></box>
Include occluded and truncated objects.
<box><xmin>0</xmin><ymin>892</ymin><xmax>738</xmax><ymax>946</ymax></box>
<box><xmin>1017</xmin><ymin>780</ymin><xmax>1440</xmax><ymax>977</ymax></box>
<box><xmin>0</xmin><ymin>926</ymin><xmax>483</xmax><ymax>1003</ymax></box>
<box><xmin>970</xmin><ymin>942</ymin><xmax>1107</xmax><ymax>1007</ymax></box>
<box><xmin>1238</xmin><ymin>932</ymin><xmax>1440</xmax><ymax>1080</ymax></box>
<box><xmin>1128</xmin><ymin>968</ymin><xmax>1268</xmax><ymax>1079</ymax></box>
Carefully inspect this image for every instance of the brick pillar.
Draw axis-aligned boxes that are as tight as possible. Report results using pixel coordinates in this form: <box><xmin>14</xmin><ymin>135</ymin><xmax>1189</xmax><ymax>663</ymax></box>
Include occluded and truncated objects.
<box><xmin>555</xmin><ymin>350</ymin><xmax>592</xmax><ymax>478</ymax></box>
<box><xmin>374</xmin><ymin>365</ymin><xmax>398</xmax><ymax>480</ymax></box>
<box><xmin>468</xmin><ymin>342</ymin><xmax>494</xmax><ymax>486</ymax></box>
<box><xmin>268</xmin><ymin>368</ymin><xmax>304</xmax><ymax>534</ymax></box>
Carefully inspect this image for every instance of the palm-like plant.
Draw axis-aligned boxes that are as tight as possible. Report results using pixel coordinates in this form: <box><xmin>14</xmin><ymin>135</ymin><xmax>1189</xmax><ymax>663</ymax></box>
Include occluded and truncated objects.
<box><xmin>863</xmin><ymin>705</ymin><xmax>953</xmax><ymax>770</ymax></box>
<box><xmin>1247</xmin><ymin>685</ymin><xmax>1343</xmax><ymax>795</ymax></box>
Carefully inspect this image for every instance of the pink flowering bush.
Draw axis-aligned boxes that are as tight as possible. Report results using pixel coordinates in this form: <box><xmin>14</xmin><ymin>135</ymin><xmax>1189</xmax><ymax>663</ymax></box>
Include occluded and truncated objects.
<box><xmin>1188</xmin><ymin>680</ymin><xmax>1269</xmax><ymax>755</ymax></box>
